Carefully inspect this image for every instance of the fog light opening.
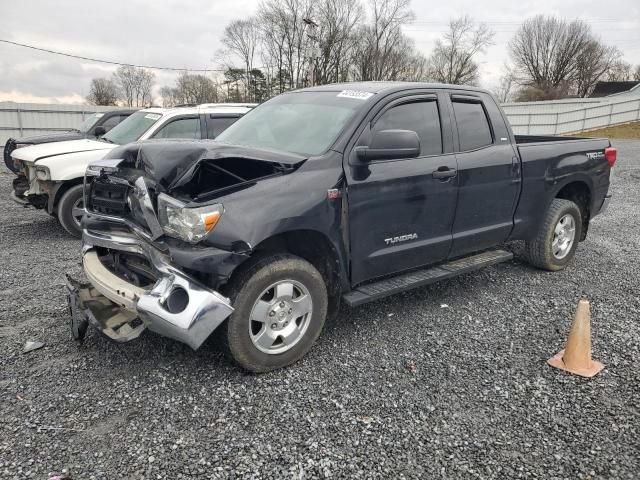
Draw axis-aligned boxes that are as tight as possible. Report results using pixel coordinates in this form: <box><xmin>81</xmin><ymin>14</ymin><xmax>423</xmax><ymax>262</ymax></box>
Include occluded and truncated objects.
<box><xmin>164</xmin><ymin>287</ymin><xmax>189</xmax><ymax>314</ymax></box>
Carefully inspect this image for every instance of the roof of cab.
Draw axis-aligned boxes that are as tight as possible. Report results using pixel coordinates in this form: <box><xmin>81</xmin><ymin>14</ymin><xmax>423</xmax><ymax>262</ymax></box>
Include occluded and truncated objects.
<box><xmin>295</xmin><ymin>81</ymin><xmax>490</xmax><ymax>96</ymax></box>
<box><xmin>137</xmin><ymin>103</ymin><xmax>257</xmax><ymax>116</ymax></box>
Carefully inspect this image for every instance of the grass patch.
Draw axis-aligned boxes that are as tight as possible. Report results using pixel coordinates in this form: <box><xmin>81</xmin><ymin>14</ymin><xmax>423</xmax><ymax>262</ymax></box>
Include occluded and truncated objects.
<box><xmin>580</xmin><ymin>121</ymin><xmax>640</xmax><ymax>139</ymax></box>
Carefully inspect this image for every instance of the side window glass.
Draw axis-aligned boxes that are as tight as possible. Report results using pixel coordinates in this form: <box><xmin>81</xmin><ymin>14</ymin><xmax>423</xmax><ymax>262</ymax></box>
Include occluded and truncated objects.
<box><xmin>452</xmin><ymin>100</ymin><xmax>493</xmax><ymax>151</ymax></box>
<box><xmin>153</xmin><ymin>117</ymin><xmax>201</xmax><ymax>139</ymax></box>
<box><xmin>100</xmin><ymin>115</ymin><xmax>122</xmax><ymax>132</ymax></box>
<box><xmin>207</xmin><ymin>116</ymin><xmax>239</xmax><ymax>138</ymax></box>
<box><xmin>372</xmin><ymin>101</ymin><xmax>442</xmax><ymax>156</ymax></box>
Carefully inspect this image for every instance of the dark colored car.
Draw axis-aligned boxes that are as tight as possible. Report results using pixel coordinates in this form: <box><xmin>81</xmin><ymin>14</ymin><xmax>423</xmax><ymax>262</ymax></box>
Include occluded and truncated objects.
<box><xmin>3</xmin><ymin>109</ymin><xmax>137</xmax><ymax>173</ymax></box>
<box><xmin>67</xmin><ymin>82</ymin><xmax>615</xmax><ymax>372</ymax></box>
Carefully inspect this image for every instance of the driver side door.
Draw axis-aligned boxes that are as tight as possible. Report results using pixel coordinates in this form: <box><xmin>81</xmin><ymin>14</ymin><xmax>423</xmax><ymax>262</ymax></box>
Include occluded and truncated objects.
<box><xmin>346</xmin><ymin>93</ymin><xmax>459</xmax><ymax>285</ymax></box>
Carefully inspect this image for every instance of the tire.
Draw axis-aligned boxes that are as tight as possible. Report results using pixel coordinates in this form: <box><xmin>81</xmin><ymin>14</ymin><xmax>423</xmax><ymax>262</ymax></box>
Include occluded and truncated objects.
<box><xmin>525</xmin><ymin>198</ymin><xmax>582</xmax><ymax>271</ymax></box>
<box><xmin>57</xmin><ymin>184</ymin><xmax>85</xmax><ymax>238</ymax></box>
<box><xmin>222</xmin><ymin>254</ymin><xmax>328</xmax><ymax>373</ymax></box>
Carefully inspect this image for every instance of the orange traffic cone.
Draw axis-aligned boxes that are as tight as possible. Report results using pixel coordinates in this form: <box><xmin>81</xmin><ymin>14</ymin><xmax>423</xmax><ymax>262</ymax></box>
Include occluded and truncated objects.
<box><xmin>547</xmin><ymin>298</ymin><xmax>604</xmax><ymax>378</ymax></box>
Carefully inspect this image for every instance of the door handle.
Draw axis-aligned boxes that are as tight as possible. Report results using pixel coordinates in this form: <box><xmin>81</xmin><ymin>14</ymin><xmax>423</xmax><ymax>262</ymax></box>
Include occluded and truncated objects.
<box><xmin>432</xmin><ymin>167</ymin><xmax>457</xmax><ymax>179</ymax></box>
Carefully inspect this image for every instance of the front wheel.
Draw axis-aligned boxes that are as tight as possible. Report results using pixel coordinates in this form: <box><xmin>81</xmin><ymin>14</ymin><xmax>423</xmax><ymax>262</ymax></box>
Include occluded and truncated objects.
<box><xmin>57</xmin><ymin>184</ymin><xmax>85</xmax><ymax>238</ymax></box>
<box><xmin>223</xmin><ymin>254</ymin><xmax>328</xmax><ymax>373</ymax></box>
<box><xmin>525</xmin><ymin>198</ymin><xmax>582</xmax><ymax>271</ymax></box>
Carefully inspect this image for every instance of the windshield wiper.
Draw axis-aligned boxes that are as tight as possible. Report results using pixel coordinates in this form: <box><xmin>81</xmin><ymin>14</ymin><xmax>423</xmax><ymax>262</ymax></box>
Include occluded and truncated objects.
<box><xmin>100</xmin><ymin>137</ymin><xmax>115</xmax><ymax>144</ymax></box>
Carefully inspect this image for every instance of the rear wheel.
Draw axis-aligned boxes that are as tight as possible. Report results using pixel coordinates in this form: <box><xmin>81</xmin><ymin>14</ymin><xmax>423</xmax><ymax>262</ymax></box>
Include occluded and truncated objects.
<box><xmin>222</xmin><ymin>254</ymin><xmax>328</xmax><ymax>372</ymax></box>
<box><xmin>57</xmin><ymin>184</ymin><xmax>85</xmax><ymax>238</ymax></box>
<box><xmin>525</xmin><ymin>198</ymin><xmax>582</xmax><ymax>271</ymax></box>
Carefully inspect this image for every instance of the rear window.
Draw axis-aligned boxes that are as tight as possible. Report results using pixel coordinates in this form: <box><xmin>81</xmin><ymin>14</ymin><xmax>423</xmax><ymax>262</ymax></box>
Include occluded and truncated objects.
<box><xmin>452</xmin><ymin>100</ymin><xmax>493</xmax><ymax>151</ymax></box>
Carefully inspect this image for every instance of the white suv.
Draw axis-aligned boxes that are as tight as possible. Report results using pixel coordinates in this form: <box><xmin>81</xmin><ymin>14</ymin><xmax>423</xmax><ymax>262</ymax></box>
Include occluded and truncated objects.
<box><xmin>11</xmin><ymin>103</ymin><xmax>255</xmax><ymax>236</ymax></box>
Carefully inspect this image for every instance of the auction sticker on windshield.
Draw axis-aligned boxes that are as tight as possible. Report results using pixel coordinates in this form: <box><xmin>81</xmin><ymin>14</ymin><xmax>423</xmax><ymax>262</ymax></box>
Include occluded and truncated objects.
<box><xmin>337</xmin><ymin>90</ymin><xmax>374</xmax><ymax>100</ymax></box>
<box><xmin>145</xmin><ymin>113</ymin><xmax>161</xmax><ymax>120</ymax></box>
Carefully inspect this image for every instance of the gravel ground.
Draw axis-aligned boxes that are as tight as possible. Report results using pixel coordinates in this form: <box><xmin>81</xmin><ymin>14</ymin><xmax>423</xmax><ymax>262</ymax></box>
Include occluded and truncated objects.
<box><xmin>1</xmin><ymin>141</ymin><xmax>639</xmax><ymax>480</ymax></box>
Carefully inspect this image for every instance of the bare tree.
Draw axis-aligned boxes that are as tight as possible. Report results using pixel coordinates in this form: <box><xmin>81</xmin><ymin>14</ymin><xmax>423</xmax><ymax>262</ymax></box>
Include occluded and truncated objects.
<box><xmin>222</xmin><ymin>18</ymin><xmax>260</xmax><ymax>100</ymax></box>
<box><xmin>86</xmin><ymin>78</ymin><xmax>119</xmax><ymax>106</ymax></box>
<box><xmin>574</xmin><ymin>40</ymin><xmax>620</xmax><ymax>97</ymax></box>
<box><xmin>351</xmin><ymin>0</ymin><xmax>416</xmax><ymax>81</ymax></box>
<box><xmin>161</xmin><ymin>72</ymin><xmax>220</xmax><ymax>105</ymax></box>
<box><xmin>634</xmin><ymin>65</ymin><xmax>640</xmax><ymax>82</ymax></box>
<box><xmin>160</xmin><ymin>86</ymin><xmax>180</xmax><ymax>107</ymax></box>
<box><xmin>508</xmin><ymin>16</ymin><xmax>592</xmax><ymax>98</ymax></box>
<box><xmin>136</xmin><ymin>68</ymin><xmax>155</xmax><ymax>106</ymax></box>
<box><xmin>492</xmin><ymin>67</ymin><xmax>516</xmax><ymax>103</ymax></box>
<box><xmin>313</xmin><ymin>0</ymin><xmax>363</xmax><ymax>84</ymax></box>
<box><xmin>113</xmin><ymin>65</ymin><xmax>156</xmax><ymax>107</ymax></box>
<box><xmin>258</xmin><ymin>0</ymin><xmax>315</xmax><ymax>91</ymax></box>
<box><xmin>606</xmin><ymin>60</ymin><xmax>632</xmax><ymax>81</ymax></box>
<box><xmin>428</xmin><ymin>16</ymin><xmax>494</xmax><ymax>85</ymax></box>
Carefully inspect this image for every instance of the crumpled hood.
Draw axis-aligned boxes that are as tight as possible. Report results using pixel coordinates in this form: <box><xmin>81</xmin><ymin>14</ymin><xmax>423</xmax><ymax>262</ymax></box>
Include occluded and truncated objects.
<box><xmin>101</xmin><ymin>140</ymin><xmax>307</xmax><ymax>191</ymax></box>
<box><xmin>11</xmin><ymin>139</ymin><xmax>113</xmax><ymax>163</ymax></box>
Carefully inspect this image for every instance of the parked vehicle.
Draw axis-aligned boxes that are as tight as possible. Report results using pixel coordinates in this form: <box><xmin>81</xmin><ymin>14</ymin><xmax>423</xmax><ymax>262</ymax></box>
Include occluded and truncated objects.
<box><xmin>3</xmin><ymin>109</ymin><xmax>137</xmax><ymax>173</ymax></box>
<box><xmin>10</xmin><ymin>103</ymin><xmax>255</xmax><ymax>236</ymax></box>
<box><xmin>67</xmin><ymin>82</ymin><xmax>615</xmax><ymax>372</ymax></box>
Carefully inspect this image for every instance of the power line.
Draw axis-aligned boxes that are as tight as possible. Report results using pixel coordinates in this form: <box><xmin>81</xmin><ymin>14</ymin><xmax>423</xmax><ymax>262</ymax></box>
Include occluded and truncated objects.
<box><xmin>0</xmin><ymin>39</ymin><xmax>225</xmax><ymax>72</ymax></box>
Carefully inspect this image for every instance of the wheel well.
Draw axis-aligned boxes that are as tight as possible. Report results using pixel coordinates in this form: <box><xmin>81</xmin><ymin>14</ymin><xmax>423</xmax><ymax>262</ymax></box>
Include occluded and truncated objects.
<box><xmin>556</xmin><ymin>181</ymin><xmax>591</xmax><ymax>240</ymax></box>
<box><xmin>52</xmin><ymin>178</ymin><xmax>84</xmax><ymax>210</ymax></box>
<box><xmin>250</xmin><ymin>230</ymin><xmax>345</xmax><ymax>319</ymax></box>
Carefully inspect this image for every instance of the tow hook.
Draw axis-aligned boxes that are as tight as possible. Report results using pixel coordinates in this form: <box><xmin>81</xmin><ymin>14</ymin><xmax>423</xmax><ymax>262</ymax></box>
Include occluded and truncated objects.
<box><xmin>65</xmin><ymin>274</ymin><xmax>89</xmax><ymax>342</ymax></box>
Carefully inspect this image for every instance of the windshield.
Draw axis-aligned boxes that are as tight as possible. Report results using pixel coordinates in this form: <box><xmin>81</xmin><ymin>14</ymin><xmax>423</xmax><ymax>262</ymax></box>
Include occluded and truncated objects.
<box><xmin>78</xmin><ymin>113</ymin><xmax>104</xmax><ymax>133</ymax></box>
<box><xmin>102</xmin><ymin>111</ymin><xmax>162</xmax><ymax>145</ymax></box>
<box><xmin>215</xmin><ymin>91</ymin><xmax>366</xmax><ymax>156</ymax></box>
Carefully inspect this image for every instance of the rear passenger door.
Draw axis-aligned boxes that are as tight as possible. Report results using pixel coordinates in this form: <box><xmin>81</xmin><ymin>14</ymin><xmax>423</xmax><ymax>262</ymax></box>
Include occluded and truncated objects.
<box><xmin>346</xmin><ymin>93</ymin><xmax>458</xmax><ymax>285</ymax></box>
<box><xmin>205</xmin><ymin>114</ymin><xmax>240</xmax><ymax>139</ymax></box>
<box><xmin>448</xmin><ymin>93</ymin><xmax>520</xmax><ymax>257</ymax></box>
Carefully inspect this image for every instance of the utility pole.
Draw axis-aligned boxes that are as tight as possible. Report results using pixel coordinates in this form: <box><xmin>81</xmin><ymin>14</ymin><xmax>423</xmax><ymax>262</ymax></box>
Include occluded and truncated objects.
<box><xmin>303</xmin><ymin>17</ymin><xmax>319</xmax><ymax>87</ymax></box>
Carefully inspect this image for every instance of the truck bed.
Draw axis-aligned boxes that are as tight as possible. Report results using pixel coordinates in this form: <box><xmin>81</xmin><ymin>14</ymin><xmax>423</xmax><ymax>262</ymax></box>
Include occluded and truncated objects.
<box><xmin>514</xmin><ymin>134</ymin><xmax>600</xmax><ymax>144</ymax></box>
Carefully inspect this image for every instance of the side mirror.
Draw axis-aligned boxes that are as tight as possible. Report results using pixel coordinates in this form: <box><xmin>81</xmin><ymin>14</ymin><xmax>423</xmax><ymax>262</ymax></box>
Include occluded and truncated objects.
<box><xmin>355</xmin><ymin>129</ymin><xmax>420</xmax><ymax>162</ymax></box>
<box><xmin>94</xmin><ymin>126</ymin><xmax>106</xmax><ymax>137</ymax></box>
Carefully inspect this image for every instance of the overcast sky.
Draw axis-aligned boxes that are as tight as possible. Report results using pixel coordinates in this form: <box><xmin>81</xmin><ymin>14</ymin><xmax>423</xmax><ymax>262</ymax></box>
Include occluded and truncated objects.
<box><xmin>0</xmin><ymin>0</ymin><xmax>638</xmax><ymax>104</ymax></box>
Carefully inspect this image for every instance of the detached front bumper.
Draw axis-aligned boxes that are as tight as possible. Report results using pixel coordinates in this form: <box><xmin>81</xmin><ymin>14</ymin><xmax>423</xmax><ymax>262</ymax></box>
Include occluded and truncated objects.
<box><xmin>67</xmin><ymin>228</ymin><xmax>234</xmax><ymax>350</ymax></box>
<box><xmin>11</xmin><ymin>174</ymin><xmax>49</xmax><ymax>210</ymax></box>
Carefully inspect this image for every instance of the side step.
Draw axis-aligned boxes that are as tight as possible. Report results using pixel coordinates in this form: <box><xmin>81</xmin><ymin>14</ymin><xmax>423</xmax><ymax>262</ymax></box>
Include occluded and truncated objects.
<box><xmin>342</xmin><ymin>249</ymin><xmax>513</xmax><ymax>307</ymax></box>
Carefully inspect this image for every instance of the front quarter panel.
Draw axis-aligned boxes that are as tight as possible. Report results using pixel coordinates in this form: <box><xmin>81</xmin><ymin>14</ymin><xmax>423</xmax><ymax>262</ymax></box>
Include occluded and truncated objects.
<box><xmin>203</xmin><ymin>151</ymin><xmax>346</xmax><ymax>264</ymax></box>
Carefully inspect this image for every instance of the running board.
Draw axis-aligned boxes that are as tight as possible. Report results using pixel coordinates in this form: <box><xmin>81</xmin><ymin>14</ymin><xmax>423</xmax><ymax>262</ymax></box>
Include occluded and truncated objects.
<box><xmin>342</xmin><ymin>249</ymin><xmax>513</xmax><ymax>307</ymax></box>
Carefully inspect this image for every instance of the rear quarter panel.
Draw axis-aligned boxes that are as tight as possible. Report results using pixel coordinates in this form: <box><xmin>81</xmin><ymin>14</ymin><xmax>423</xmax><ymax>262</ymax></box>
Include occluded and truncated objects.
<box><xmin>511</xmin><ymin>138</ymin><xmax>611</xmax><ymax>240</ymax></box>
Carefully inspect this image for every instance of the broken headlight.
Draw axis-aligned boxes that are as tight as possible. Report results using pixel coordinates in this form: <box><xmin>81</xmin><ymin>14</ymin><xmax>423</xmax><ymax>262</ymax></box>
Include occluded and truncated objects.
<box><xmin>35</xmin><ymin>165</ymin><xmax>51</xmax><ymax>181</ymax></box>
<box><xmin>156</xmin><ymin>193</ymin><xmax>223</xmax><ymax>243</ymax></box>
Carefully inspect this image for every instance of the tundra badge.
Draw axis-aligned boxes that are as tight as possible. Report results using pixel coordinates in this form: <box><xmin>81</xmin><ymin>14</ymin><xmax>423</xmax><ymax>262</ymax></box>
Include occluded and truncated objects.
<box><xmin>384</xmin><ymin>233</ymin><xmax>418</xmax><ymax>245</ymax></box>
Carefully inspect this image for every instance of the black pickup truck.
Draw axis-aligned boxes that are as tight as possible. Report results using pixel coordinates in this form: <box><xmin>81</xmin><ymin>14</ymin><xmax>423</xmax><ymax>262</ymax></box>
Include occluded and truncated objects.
<box><xmin>3</xmin><ymin>109</ymin><xmax>137</xmax><ymax>173</ymax></box>
<box><xmin>67</xmin><ymin>82</ymin><xmax>615</xmax><ymax>372</ymax></box>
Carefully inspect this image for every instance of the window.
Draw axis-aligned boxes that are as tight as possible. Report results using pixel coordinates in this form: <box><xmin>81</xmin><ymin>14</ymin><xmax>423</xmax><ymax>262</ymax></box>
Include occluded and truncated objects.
<box><xmin>152</xmin><ymin>117</ymin><xmax>201</xmax><ymax>139</ymax></box>
<box><xmin>100</xmin><ymin>115</ymin><xmax>123</xmax><ymax>132</ymax></box>
<box><xmin>103</xmin><ymin>111</ymin><xmax>162</xmax><ymax>145</ymax></box>
<box><xmin>78</xmin><ymin>113</ymin><xmax>103</xmax><ymax>133</ymax></box>
<box><xmin>207</xmin><ymin>116</ymin><xmax>239</xmax><ymax>139</ymax></box>
<box><xmin>452</xmin><ymin>100</ymin><xmax>493</xmax><ymax>151</ymax></box>
<box><xmin>216</xmin><ymin>92</ymin><xmax>363</xmax><ymax>156</ymax></box>
<box><xmin>372</xmin><ymin>100</ymin><xmax>442</xmax><ymax>156</ymax></box>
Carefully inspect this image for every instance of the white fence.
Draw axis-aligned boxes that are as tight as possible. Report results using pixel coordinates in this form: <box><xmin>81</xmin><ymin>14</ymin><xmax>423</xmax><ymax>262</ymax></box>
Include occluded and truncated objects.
<box><xmin>502</xmin><ymin>85</ymin><xmax>640</xmax><ymax>135</ymax></box>
<box><xmin>0</xmin><ymin>103</ymin><xmax>121</xmax><ymax>145</ymax></box>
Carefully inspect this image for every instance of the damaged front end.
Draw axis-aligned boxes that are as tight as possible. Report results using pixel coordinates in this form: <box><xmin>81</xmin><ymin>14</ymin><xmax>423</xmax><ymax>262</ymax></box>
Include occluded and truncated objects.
<box><xmin>66</xmin><ymin>231</ymin><xmax>234</xmax><ymax>349</ymax></box>
<box><xmin>67</xmin><ymin>140</ymin><xmax>303</xmax><ymax>349</ymax></box>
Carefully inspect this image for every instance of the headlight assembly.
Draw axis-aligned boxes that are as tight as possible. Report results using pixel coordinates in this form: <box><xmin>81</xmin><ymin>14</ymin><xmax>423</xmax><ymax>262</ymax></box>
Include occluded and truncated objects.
<box><xmin>156</xmin><ymin>193</ymin><xmax>223</xmax><ymax>243</ymax></box>
<box><xmin>35</xmin><ymin>165</ymin><xmax>51</xmax><ymax>181</ymax></box>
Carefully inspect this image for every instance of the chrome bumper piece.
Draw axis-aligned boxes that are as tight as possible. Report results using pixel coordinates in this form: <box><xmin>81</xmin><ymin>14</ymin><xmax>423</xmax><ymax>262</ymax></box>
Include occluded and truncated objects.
<box><xmin>67</xmin><ymin>228</ymin><xmax>234</xmax><ymax>349</ymax></box>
